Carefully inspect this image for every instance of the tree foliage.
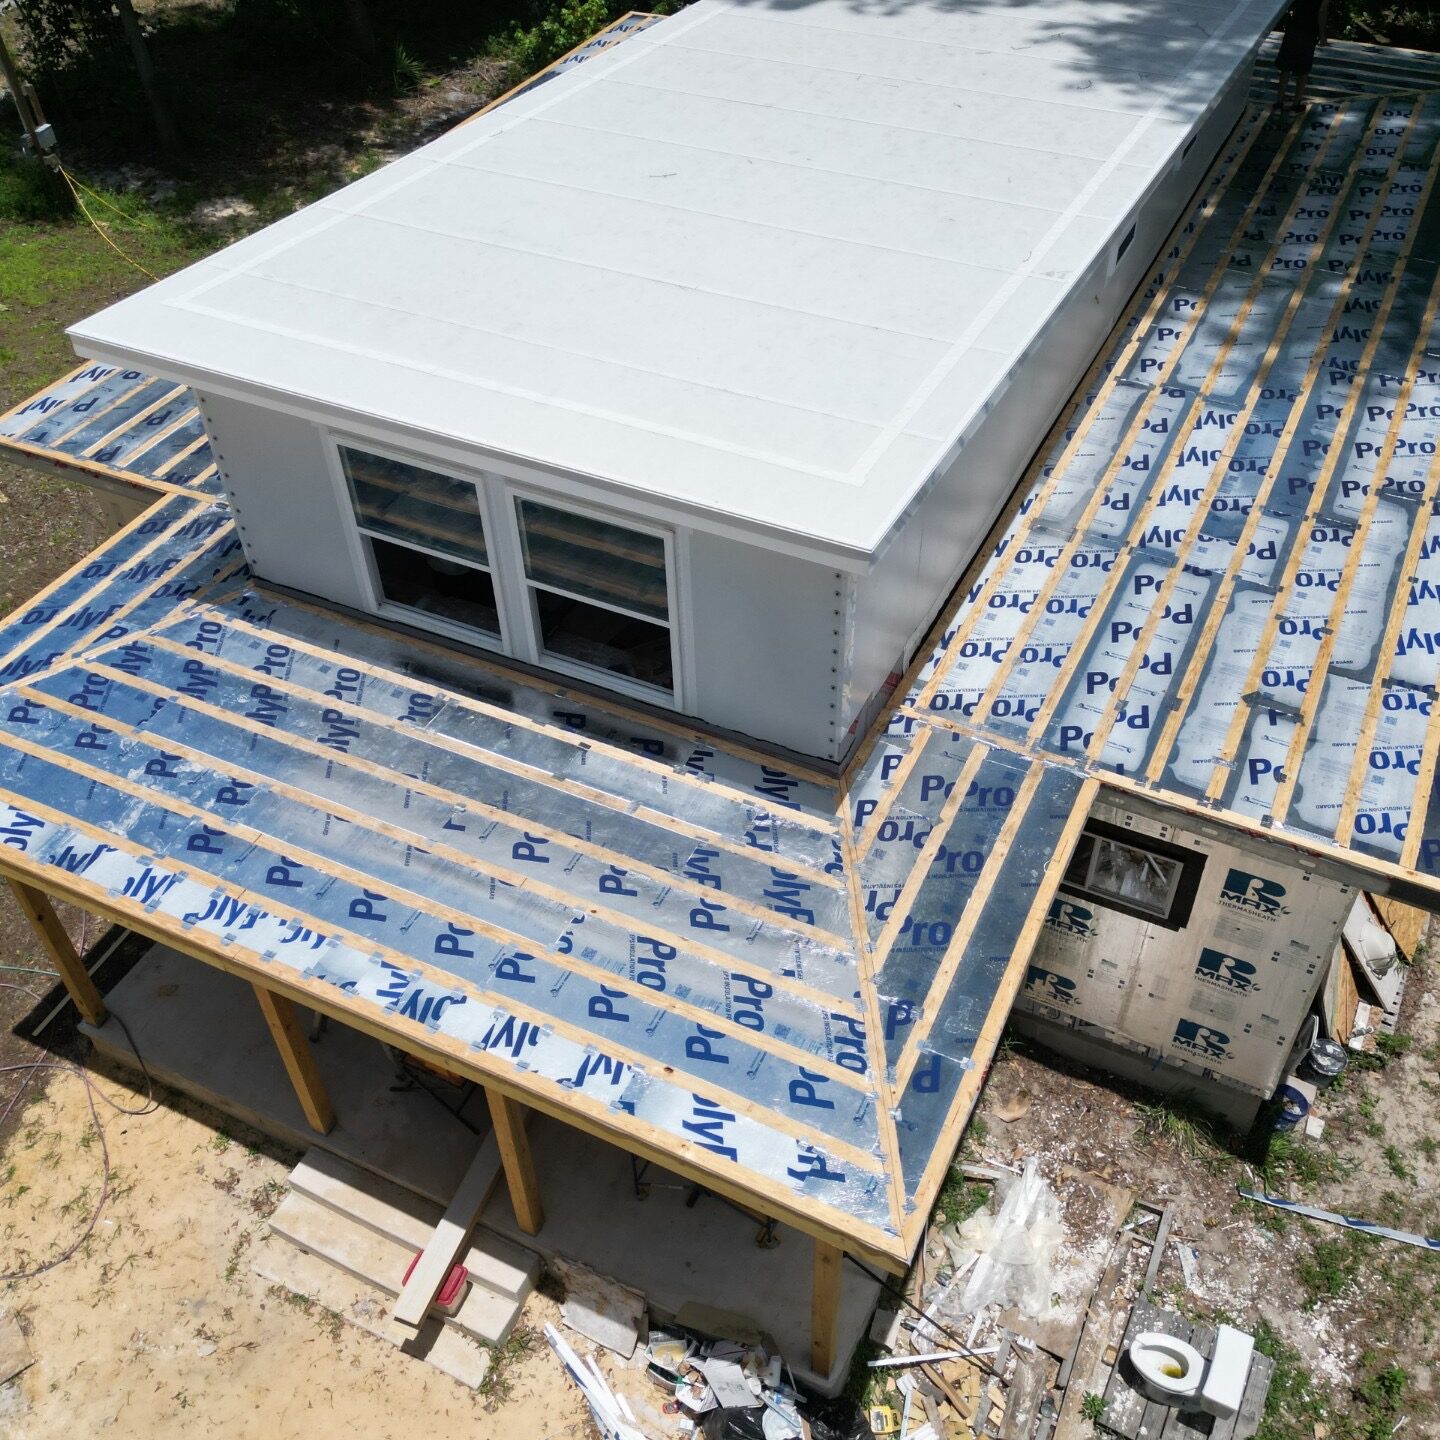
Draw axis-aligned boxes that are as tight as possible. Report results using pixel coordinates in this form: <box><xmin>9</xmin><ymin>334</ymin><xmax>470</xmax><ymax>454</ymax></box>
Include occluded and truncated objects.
<box><xmin>10</xmin><ymin>0</ymin><xmax>122</xmax><ymax>87</ymax></box>
<box><xmin>1329</xmin><ymin>1</ymin><xmax>1440</xmax><ymax>49</ymax></box>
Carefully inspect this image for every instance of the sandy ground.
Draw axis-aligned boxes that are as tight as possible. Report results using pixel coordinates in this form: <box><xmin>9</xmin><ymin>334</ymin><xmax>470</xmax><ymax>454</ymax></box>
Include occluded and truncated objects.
<box><xmin>0</xmin><ymin>1058</ymin><xmax>592</xmax><ymax>1439</ymax></box>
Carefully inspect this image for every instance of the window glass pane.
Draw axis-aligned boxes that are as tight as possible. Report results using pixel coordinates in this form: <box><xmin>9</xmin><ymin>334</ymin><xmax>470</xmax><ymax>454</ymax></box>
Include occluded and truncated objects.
<box><xmin>534</xmin><ymin>588</ymin><xmax>673</xmax><ymax>691</ymax></box>
<box><xmin>371</xmin><ymin>537</ymin><xmax>499</xmax><ymax>637</ymax></box>
<box><xmin>1088</xmin><ymin>837</ymin><xmax>1180</xmax><ymax>916</ymax></box>
<box><xmin>517</xmin><ymin>499</ymin><xmax>668</xmax><ymax>621</ymax></box>
<box><xmin>342</xmin><ymin>447</ymin><xmax>488</xmax><ymax>567</ymax></box>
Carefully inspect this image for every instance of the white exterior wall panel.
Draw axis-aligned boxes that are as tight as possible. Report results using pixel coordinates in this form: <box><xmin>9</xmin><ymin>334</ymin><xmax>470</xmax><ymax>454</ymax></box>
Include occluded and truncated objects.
<box><xmin>685</xmin><ymin>533</ymin><xmax>845</xmax><ymax>757</ymax></box>
<box><xmin>841</xmin><ymin>65</ymin><xmax>1255</xmax><ymax>748</ymax></box>
<box><xmin>201</xmin><ymin>393</ymin><xmax>370</xmax><ymax>611</ymax></box>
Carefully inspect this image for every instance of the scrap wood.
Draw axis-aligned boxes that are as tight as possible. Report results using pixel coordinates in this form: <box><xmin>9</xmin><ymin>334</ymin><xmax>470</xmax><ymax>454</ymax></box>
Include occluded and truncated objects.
<box><xmin>1051</xmin><ymin>1230</ymin><xmax>1136</xmax><ymax>1440</ymax></box>
<box><xmin>1141</xmin><ymin>1204</ymin><xmax>1174</xmax><ymax>1294</ymax></box>
<box><xmin>1237</xmin><ymin>1192</ymin><xmax>1440</xmax><ymax>1250</ymax></box>
<box><xmin>921</xmin><ymin>1360</ymin><xmax>976</xmax><ymax>1421</ymax></box>
<box><xmin>389</xmin><ymin>1133</ymin><xmax>500</xmax><ymax>1334</ymax></box>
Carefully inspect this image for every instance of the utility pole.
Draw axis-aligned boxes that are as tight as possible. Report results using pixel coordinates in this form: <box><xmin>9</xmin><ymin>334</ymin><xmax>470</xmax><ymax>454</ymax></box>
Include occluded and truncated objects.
<box><xmin>0</xmin><ymin>13</ymin><xmax>71</xmax><ymax>210</ymax></box>
<box><xmin>0</xmin><ymin>14</ymin><xmax>42</xmax><ymax>151</ymax></box>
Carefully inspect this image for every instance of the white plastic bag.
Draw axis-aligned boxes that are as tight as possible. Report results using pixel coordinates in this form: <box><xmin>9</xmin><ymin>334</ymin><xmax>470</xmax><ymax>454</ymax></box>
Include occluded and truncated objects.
<box><xmin>939</xmin><ymin>1160</ymin><xmax>1062</xmax><ymax>1318</ymax></box>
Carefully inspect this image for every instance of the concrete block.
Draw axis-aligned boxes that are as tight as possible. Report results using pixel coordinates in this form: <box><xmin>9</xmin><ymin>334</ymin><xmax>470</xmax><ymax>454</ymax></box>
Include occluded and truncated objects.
<box><xmin>251</xmin><ymin>1233</ymin><xmax>491</xmax><ymax>1390</ymax></box>
<box><xmin>270</xmin><ymin>1193</ymin><xmax>521</xmax><ymax>1347</ymax></box>
<box><xmin>292</xmin><ymin>1147</ymin><xmax>539</xmax><ymax>1300</ymax></box>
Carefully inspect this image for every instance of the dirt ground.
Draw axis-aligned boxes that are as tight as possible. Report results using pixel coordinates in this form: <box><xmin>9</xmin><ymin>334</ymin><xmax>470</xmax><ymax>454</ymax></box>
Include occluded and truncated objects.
<box><xmin>0</xmin><ymin>1055</ymin><xmax>593</xmax><ymax>1439</ymax></box>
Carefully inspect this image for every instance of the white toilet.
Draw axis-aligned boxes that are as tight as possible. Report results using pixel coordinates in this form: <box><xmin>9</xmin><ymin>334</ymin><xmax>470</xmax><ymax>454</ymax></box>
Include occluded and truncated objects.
<box><xmin>1129</xmin><ymin>1331</ymin><xmax>1205</xmax><ymax>1405</ymax></box>
<box><xmin>1128</xmin><ymin>1324</ymin><xmax>1255</xmax><ymax>1419</ymax></box>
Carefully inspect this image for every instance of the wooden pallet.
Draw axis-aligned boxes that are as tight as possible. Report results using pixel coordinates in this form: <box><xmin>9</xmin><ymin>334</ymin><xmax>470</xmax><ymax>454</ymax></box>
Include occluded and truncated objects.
<box><xmin>1100</xmin><ymin>1299</ymin><xmax>1272</xmax><ymax>1440</ymax></box>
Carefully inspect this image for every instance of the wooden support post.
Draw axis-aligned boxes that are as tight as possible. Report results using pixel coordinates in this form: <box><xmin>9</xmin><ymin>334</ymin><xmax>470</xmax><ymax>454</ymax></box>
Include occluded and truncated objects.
<box><xmin>812</xmin><ymin>1237</ymin><xmax>844</xmax><ymax>1379</ymax></box>
<box><xmin>252</xmin><ymin>982</ymin><xmax>335</xmax><ymax>1135</ymax></box>
<box><xmin>8</xmin><ymin>878</ymin><xmax>107</xmax><ymax>1026</ymax></box>
<box><xmin>486</xmin><ymin>1088</ymin><xmax>544</xmax><ymax>1235</ymax></box>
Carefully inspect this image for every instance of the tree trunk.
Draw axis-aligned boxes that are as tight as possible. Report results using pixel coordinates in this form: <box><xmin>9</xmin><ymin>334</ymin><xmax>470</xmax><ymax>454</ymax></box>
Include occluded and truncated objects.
<box><xmin>340</xmin><ymin>0</ymin><xmax>378</xmax><ymax>60</ymax></box>
<box><xmin>113</xmin><ymin>0</ymin><xmax>179</xmax><ymax>151</ymax></box>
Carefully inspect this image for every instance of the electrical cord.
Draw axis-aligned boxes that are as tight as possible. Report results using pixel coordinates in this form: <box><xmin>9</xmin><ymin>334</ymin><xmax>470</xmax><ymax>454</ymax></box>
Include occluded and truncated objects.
<box><xmin>57</xmin><ymin>165</ymin><xmax>159</xmax><ymax>281</ymax></box>
<box><xmin>0</xmin><ymin>1004</ymin><xmax>158</xmax><ymax>1283</ymax></box>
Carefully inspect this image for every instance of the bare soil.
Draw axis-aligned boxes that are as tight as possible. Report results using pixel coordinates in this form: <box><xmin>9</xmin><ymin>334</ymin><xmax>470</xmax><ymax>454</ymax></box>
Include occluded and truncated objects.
<box><xmin>0</xmin><ymin>1062</ymin><xmax>592</xmax><ymax>1438</ymax></box>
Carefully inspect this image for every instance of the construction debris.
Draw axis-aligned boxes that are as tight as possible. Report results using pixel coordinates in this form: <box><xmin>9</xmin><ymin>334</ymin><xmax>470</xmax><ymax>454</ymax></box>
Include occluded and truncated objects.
<box><xmin>546</xmin><ymin>1322</ymin><xmax>648</xmax><ymax>1440</ymax></box>
<box><xmin>1236</xmin><ymin>1193</ymin><xmax>1440</xmax><ymax>1251</ymax></box>
<box><xmin>557</xmin><ymin>1258</ymin><xmax>647</xmax><ymax>1360</ymax></box>
<box><xmin>636</xmin><ymin>1318</ymin><xmax>806</xmax><ymax>1437</ymax></box>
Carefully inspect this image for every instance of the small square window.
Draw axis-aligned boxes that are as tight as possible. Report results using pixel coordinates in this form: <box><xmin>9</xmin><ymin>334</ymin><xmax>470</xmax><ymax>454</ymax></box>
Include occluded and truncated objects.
<box><xmin>1060</xmin><ymin>820</ymin><xmax>1203</xmax><ymax>930</ymax></box>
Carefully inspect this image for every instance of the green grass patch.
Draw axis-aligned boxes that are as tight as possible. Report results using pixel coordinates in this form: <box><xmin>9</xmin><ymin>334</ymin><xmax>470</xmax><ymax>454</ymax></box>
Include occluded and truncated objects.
<box><xmin>931</xmin><ymin>1166</ymin><xmax>989</xmax><ymax>1228</ymax></box>
<box><xmin>1134</xmin><ymin>1094</ymin><xmax>1234</xmax><ymax>1164</ymax></box>
<box><xmin>1295</xmin><ymin>1232</ymin><xmax>1377</xmax><ymax>1308</ymax></box>
<box><xmin>1254</xmin><ymin>1320</ymin><xmax>1329</xmax><ymax>1440</ymax></box>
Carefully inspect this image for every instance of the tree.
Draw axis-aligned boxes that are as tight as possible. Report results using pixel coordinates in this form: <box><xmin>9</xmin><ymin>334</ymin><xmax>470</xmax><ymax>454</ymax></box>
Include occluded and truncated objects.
<box><xmin>11</xmin><ymin>0</ymin><xmax>176</xmax><ymax>151</ymax></box>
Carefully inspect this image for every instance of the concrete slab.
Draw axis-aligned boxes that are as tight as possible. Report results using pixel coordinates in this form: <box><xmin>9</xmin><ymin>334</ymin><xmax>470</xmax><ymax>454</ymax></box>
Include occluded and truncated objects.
<box><xmin>81</xmin><ymin>945</ymin><xmax>486</xmax><ymax>1204</ymax></box>
<box><xmin>478</xmin><ymin>1120</ymin><xmax>882</xmax><ymax>1395</ymax></box>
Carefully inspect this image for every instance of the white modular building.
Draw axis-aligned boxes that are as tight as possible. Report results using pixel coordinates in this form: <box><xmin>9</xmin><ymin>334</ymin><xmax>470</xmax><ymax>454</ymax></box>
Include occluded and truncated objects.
<box><xmin>68</xmin><ymin>0</ymin><xmax>1287</xmax><ymax>761</ymax></box>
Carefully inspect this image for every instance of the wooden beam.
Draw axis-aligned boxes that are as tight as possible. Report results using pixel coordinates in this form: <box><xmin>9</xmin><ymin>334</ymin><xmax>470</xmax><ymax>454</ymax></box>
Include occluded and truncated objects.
<box><xmin>8</xmin><ymin>878</ymin><xmax>108</xmax><ymax>1026</ymax></box>
<box><xmin>252</xmin><ymin>982</ymin><xmax>335</xmax><ymax>1135</ymax></box>
<box><xmin>812</xmin><ymin>1237</ymin><xmax>844</xmax><ymax>1378</ymax></box>
<box><xmin>487</xmin><ymin>1088</ymin><xmax>545</xmax><ymax>1236</ymax></box>
<box><xmin>391</xmin><ymin>1133</ymin><xmax>503</xmax><ymax>1332</ymax></box>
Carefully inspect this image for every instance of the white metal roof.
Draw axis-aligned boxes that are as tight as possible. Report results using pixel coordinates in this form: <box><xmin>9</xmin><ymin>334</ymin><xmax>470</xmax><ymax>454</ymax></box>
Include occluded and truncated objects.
<box><xmin>69</xmin><ymin>0</ymin><xmax>1284</xmax><ymax>566</ymax></box>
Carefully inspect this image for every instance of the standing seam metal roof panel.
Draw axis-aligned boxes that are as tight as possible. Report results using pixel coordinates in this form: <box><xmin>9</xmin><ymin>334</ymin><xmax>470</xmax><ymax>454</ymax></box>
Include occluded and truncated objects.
<box><xmin>67</xmin><ymin>0</ymin><xmax>1287</xmax><ymax>564</ymax></box>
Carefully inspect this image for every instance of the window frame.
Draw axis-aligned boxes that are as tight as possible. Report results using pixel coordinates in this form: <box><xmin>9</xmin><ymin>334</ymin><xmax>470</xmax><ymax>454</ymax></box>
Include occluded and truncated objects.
<box><xmin>1058</xmin><ymin>819</ymin><xmax>1204</xmax><ymax>931</ymax></box>
<box><xmin>328</xmin><ymin>436</ymin><xmax>512</xmax><ymax>655</ymax></box>
<box><xmin>504</xmin><ymin>482</ymin><xmax>685</xmax><ymax>709</ymax></box>
<box><xmin>326</xmin><ymin>434</ymin><xmax>689</xmax><ymax>711</ymax></box>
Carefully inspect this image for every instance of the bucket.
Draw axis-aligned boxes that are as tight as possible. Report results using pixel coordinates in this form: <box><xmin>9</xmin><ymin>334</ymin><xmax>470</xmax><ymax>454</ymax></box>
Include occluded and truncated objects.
<box><xmin>1272</xmin><ymin>1081</ymin><xmax>1312</xmax><ymax>1130</ymax></box>
<box><xmin>1298</xmin><ymin>1037</ymin><xmax>1348</xmax><ymax>1089</ymax></box>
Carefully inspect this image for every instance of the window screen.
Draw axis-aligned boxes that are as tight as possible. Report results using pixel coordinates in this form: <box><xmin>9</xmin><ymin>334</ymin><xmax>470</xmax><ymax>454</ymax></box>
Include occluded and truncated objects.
<box><xmin>1060</xmin><ymin>821</ymin><xmax>1203</xmax><ymax>930</ymax></box>
<box><xmin>516</xmin><ymin>498</ymin><xmax>673</xmax><ymax>692</ymax></box>
<box><xmin>341</xmin><ymin>446</ymin><xmax>499</xmax><ymax>641</ymax></box>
